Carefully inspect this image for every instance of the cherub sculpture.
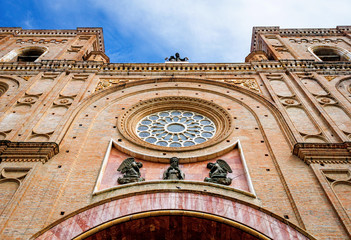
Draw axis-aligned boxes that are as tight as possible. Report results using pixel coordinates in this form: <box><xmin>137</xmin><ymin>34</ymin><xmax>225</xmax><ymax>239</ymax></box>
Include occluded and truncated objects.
<box><xmin>117</xmin><ymin>157</ymin><xmax>144</xmax><ymax>184</ymax></box>
<box><xmin>204</xmin><ymin>159</ymin><xmax>232</xmax><ymax>185</ymax></box>
<box><xmin>163</xmin><ymin>157</ymin><xmax>185</xmax><ymax>180</ymax></box>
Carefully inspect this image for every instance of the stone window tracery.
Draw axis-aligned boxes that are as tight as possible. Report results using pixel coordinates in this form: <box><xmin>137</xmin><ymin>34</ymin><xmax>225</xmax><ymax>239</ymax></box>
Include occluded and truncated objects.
<box><xmin>116</xmin><ymin>96</ymin><xmax>233</xmax><ymax>160</ymax></box>
<box><xmin>136</xmin><ymin>110</ymin><xmax>216</xmax><ymax>148</ymax></box>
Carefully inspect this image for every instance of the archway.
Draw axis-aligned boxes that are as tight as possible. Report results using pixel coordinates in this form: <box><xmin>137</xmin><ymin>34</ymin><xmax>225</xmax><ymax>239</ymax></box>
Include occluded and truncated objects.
<box><xmin>309</xmin><ymin>45</ymin><xmax>351</xmax><ymax>62</ymax></box>
<box><xmin>77</xmin><ymin>211</ymin><xmax>267</xmax><ymax>240</ymax></box>
<box><xmin>32</xmin><ymin>192</ymin><xmax>315</xmax><ymax>240</ymax></box>
<box><xmin>0</xmin><ymin>46</ymin><xmax>48</xmax><ymax>62</ymax></box>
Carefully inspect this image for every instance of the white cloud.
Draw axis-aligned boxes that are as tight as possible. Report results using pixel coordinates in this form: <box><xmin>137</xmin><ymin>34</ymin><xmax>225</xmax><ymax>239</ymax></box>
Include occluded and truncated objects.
<box><xmin>23</xmin><ymin>20</ymin><xmax>33</xmax><ymax>29</ymax></box>
<box><xmin>89</xmin><ymin>0</ymin><xmax>351</xmax><ymax>62</ymax></box>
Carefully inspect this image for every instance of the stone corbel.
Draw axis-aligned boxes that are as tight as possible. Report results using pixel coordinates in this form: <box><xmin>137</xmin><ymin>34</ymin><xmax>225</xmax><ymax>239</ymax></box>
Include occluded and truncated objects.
<box><xmin>293</xmin><ymin>142</ymin><xmax>351</xmax><ymax>164</ymax></box>
<box><xmin>0</xmin><ymin>140</ymin><xmax>59</xmax><ymax>163</ymax></box>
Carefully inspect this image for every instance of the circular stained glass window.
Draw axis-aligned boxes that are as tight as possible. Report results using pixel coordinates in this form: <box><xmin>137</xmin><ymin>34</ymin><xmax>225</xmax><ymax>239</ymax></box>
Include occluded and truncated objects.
<box><xmin>136</xmin><ymin>110</ymin><xmax>216</xmax><ymax>148</ymax></box>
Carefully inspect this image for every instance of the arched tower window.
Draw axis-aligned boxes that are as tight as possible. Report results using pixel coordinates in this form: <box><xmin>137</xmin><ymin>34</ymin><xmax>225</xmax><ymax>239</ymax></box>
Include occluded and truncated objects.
<box><xmin>0</xmin><ymin>46</ymin><xmax>48</xmax><ymax>62</ymax></box>
<box><xmin>17</xmin><ymin>48</ymin><xmax>45</xmax><ymax>62</ymax></box>
<box><xmin>310</xmin><ymin>46</ymin><xmax>351</xmax><ymax>62</ymax></box>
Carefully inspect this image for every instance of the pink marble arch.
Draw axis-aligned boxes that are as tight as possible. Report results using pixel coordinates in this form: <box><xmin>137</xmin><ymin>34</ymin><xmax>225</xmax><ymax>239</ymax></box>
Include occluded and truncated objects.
<box><xmin>34</xmin><ymin>192</ymin><xmax>314</xmax><ymax>240</ymax></box>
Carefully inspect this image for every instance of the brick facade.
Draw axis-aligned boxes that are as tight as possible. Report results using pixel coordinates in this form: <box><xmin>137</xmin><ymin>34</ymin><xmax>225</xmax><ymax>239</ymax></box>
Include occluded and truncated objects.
<box><xmin>0</xmin><ymin>26</ymin><xmax>350</xmax><ymax>239</ymax></box>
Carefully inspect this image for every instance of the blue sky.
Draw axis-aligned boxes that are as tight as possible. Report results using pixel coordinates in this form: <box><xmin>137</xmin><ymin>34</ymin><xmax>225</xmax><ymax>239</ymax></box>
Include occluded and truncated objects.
<box><xmin>0</xmin><ymin>0</ymin><xmax>350</xmax><ymax>63</ymax></box>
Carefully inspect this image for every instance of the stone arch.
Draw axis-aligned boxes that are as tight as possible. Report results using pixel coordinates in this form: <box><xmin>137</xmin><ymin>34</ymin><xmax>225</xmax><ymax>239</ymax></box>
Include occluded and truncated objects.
<box><xmin>308</xmin><ymin>45</ymin><xmax>351</xmax><ymax>62</ymax></box>
<box><xmin>0</xmin><ymin>81</ymin><xmax>9</xmax><ymax>97</ymax></box>
<box><xmin>0</xmin><ymin>76</ymin><xmax>20</xmax><ymax>97</ymax></box>
<box><xmin>0</xmin><ymin>178</ymin><xmax>20</xmax><ymax>214</ymax></box>
<box><xmin>78</xmin><ymin>211</ymin><xmax>268</xmax><ymax>240</ymax></box>
<box><xmin>32</xmin><ymin>192</ymin><xmax>315</xmax><ymax>239</ymax></box>
<box><xmin>0</xmin><ymin>76</ymin><xmax>24</xmax><ymax>139</ymax></box>
<box><xmin>57</xmin><ymin>77</ymin><xmax>296</xmax><ymax>147</ymax></box>
<box><xmin>0</xmin><ymin>46</ymin><xmax>48</xmax><ymax>62</ymax></box>
<box><xmin>32</xmin><ymin>76</ymin><xmax>315</xmax><ymax>240</ymax></box>
<box><xmin>48</xmin><ymin>77</ymin><xmax>305</xmax><ymax>232</ymax></box>
<box><xmin>336</xmin><ymin>76</ymin><xmax>351</xmax><ymax>103</ymax></box>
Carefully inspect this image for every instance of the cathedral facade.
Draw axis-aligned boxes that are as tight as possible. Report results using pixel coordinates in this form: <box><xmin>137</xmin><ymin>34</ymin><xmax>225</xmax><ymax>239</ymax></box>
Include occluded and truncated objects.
<box><xmin>0</xmin><ymin>26</ymin><xmax>350</xmax><ymax>239</ymax></box>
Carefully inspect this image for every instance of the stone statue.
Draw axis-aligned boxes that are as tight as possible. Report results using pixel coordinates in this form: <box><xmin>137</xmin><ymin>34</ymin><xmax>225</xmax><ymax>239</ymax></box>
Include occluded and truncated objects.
<box><xmin>204</xmin><ymin>159</ymin><xmax>232</xmax><ymax>185</ymax></box>
<box><xmin>163</xmin><ymin>157</ymin><xmax>185</xmax><ymax>180</ymax></box>
<box><xmin>165</xmin><ymin>53</ymin><xmax>189</xmax><ymax>62</ymax></box>
<box><xmin>117</xmin><ymin>157</ymin><xmax>144</xmax><ymax>184</ymax></box>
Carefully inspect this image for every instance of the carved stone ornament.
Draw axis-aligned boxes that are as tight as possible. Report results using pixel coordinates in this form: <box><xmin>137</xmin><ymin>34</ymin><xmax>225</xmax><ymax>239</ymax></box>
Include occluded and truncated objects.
<box><xmin>95</xmin><ymin>78</ymin><xmax>129</xmax><ymax>91</ymax></box>
<box><xmin>163</xmin><ymin>157</ymin><xmax>185</xmax><ymax>180</ymax></box>
<box><xmin>324</xmin><ymin>75</ymin><xmax>337</xmax><ymax>81</ymax></box>
<box><xmin>293</xmin><ymin>142</ymin><xmax>351</xmax><ymax>164</ymax></box>
<box><xmin>204</xmin><ymin>159</ymin><xmax>232</xmax><ymax>185</ymax></box>
<box><xmin>0</xmin><ymin>140</ymin><xmax>58</xmax><ymax>163</ymax></box>
<box><xmin>117</xmin><ymin>96</ymin><xmax>233</xmax><ymax>153</ymax></box>
<box><xmin>223</xmin><ymin>79</ymin><xmax>260</xmax><ymax>93</ymax></box>
<box><xmin>117</xmin><ymin>157</ymin><xmax>144</xmax><ymax>184</ymax></box>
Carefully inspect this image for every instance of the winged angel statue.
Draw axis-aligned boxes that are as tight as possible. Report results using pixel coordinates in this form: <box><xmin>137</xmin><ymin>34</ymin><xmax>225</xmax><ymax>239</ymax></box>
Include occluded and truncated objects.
<box><xmin>117</xmin><ymin>157</ymin><xmax>145</xmax><ymax>184</ymax></box>
<box><xmin>204</xmin><ymin>159</ymin><xmax>232</xmax><ymax>185</ymax></box>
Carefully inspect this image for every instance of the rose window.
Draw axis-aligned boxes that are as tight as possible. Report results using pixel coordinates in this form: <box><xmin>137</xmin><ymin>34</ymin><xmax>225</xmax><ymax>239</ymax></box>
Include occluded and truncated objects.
<box><xmin>136</xmin><ymin>110</ymin><xmax>216</xmax><ymax>148</ymax></box>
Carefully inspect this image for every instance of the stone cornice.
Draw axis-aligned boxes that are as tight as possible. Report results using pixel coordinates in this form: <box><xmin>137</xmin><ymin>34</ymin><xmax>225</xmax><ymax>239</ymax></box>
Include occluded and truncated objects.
<box><xmin>251</xmin><ymin>26</ymin><xmax>351</xmax><ymax>52</ymax></box>
<box><xmin>0</xmin><ymin>140</ymin><xmax>59</xmax><ymax>163</ymax></box>
<box><xmin>293</xmin><ymin>142</ymin><xmax>351</xmax><ymax>165</ymax></box>
<box><xmin>0</xmin><ymin>27</ymin><xmax>105</xmax><ymax>52</ymax></box>
<box><xmin>0</xmin><ymin>60</ymin><xmax>351</xmax><ymax>75</ymax></box>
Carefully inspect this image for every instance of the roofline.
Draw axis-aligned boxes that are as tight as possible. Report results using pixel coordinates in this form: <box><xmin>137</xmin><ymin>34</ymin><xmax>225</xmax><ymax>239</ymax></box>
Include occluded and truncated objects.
<box><xmin>0</xmin><ymin>27</ymin><xmax>105</xmax><ymax>52</ymax></box>
<box><xmin>250</xmin><ymin>25</ymin><xmax>351</xmax><ymax>52</ymax></box>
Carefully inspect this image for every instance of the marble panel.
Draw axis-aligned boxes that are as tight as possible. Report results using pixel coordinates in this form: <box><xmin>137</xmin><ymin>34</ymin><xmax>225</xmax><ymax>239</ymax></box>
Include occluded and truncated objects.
<box><xmin>97</xmin><ymin>147</ymin><xmax>250</xmax><ymax>192</ymax></box>
<box><xmin>36</xmin><ymin>192</ymin><xmax>310</xmax><ymax>240</ymax></box>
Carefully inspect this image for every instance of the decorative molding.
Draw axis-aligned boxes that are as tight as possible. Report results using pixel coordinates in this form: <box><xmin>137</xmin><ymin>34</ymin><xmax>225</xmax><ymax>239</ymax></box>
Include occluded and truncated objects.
<box><xmin>0</xmin><ymin>27</ymin><xmax>104</xmax><ymax>52</ymax></box>
<box><xmin>289</xmin><ymin>38</ymin><xmax>343</xmax><ymax>44</ymax></box>
<box><xmin>296</xmin><ymin>73</ymin><xmax>351</xmax><ymax>140</ymax></box>
<box><xmin>0</xmin><ymin>167</ymin><xmax>30</xmax><ymax>215</ymax></box>
<box><xmin>336</xmin><ymin>78</ymin><xmax>351</xmax><ymax>104</ymax></box>
<box><xmin>0</xmin><ymin>140</ymin><xmax>59</xmax><ymax>163</ymax></box>
<box><xmin>251</xmin><ymin>26</ymin><xmax>350</xmax><ymax>52</ymax></box>
<box><xmin>95</xmin><ymin>78</ymin><xmax>129</xmax><ymax>91</ymax></box>
<box><xmin>21</xmin><ymin>76</ymin><xmax>32</xmax><ymax>81</ymax></box>
<box><xmin>265</xmin><ymin>73</ymin><xmax>326</xmax><ymax>142</ymax></box>
<box><xmin>17</xmin><ymin>94</ymin><xmax>39</xmax><ymax>106</ymax></box>
<box><xmin>33</xmin><ymin>192</ymin><xmax>315</xmax><ymax>240</ymax></box>
<box><xmin>16</xmin><ymin>39</ymin><xmax>68</xmax><ymax>44</ymax></box>
<box><xmin>96</xmin><ymin>77</ymin><xmax>261</xmax><ymax>93</ymax></box>
<box><xmin>67</xmin><ymin>45</ymin><xmax>83</xmax><ymax>52</ymax></box>
<box><xmin>293</xmin><ymin>142</ymin><xmax>351</xmax><ymax>164</ymax></box>
<box><xmin>325</xmin><ymin>75</ymin><xmax>337</xmax><ymax>81</ymax></box>
<box><xmin>0</xmin><ymin>60</ymin><xmax>351</xmax><ymax>75</ymax></box>
<box><xmin>85</xmin><ymin>51</ymin><xmax>109</xmax><ymax>63</ymax></box>
<box><xmin>311</xmin><ymin>165</ymin><xmax>351</xmax><ymax>237</ymax></box>
<box><xmin>222</xmin><ymin>78</ymin><xmax>260</xmax><ymax>93</ymax></box>
<box><xmin>117</xmin><ymin>96</ymin><xmax>233</xmax><ymax>154</ymax></box>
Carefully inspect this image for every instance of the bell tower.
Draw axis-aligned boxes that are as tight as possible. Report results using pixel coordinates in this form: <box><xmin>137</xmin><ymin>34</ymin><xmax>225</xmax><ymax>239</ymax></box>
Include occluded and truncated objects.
<box><xmin>0</xmin><ymin>27</ymin><xmax>109</xmax><ymax>62</ymax></box>
<box><xmin>247</xmin><ymin>25</ymin><xmax>351</xmax><ymax>61</ymax></box>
